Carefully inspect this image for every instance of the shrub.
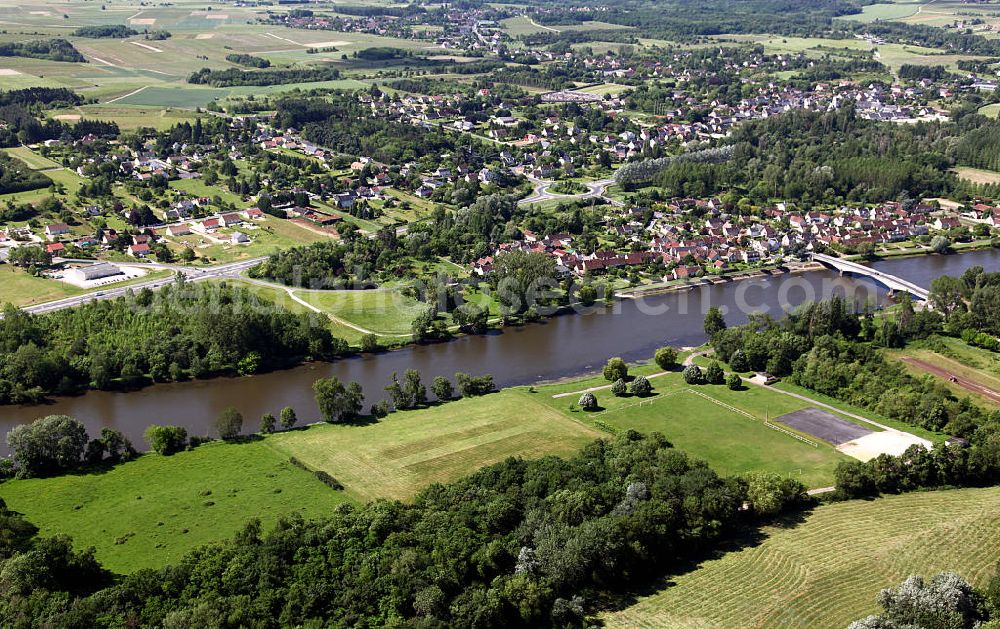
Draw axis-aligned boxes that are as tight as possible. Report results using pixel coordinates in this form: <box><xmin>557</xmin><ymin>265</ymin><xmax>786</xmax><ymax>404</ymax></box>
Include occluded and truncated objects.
<box><xmin>629</xmin><ymin>376</ymin><xmax>652</xmax><ymax>397</ymax></box>
<box><xmin>654</xmin><ymin>346</ymin><xmax>678</xmax><ymax>370</ymax></box>
<box><xmin>144</xmin><ymin>425</ymin><xmax>188</xmax><ymax>456</ymax></box>
<box><xmin>260</xmin><ymin>413</ymin><xmax>276</xmax><ymax>434</ymax></box>
<box><xmin>216</xmin><ymin>407</ymin><xmax>243</xmax><ymax>441</ymax></box>
<box><xmin>314</xmin><ymin>470</ymin><xmax>344</xmax><ymax>490</ymax></box>
<box><xmin>729</xmin><ymin>349</ymin><xmax>750</xmax><ymax>372</ymax></box>
<box><xmin>611</xmin><ymin>378</ymin><xmax>627</xmax><ymax>397</ymax></box>
<box><xmin>279</xmin><ymin>407</ymin><xmax>297</xmax><ymax>430</ymax></box>
<box><xmin>431</xmin><ymin>376</ymin><xmax>454</xmax><ymax>401</ymax></box>
<box><xmin>705</xmin><ymin>361</ymin><xmax>725</xmax><ymax>385</ymax></box>
<box><xmin>578</xmin><ymin>392</ymin><xmax>598</xmax><ymax>410</ymax></box>
<box><xmin>682</xmin><ymin>364</ymin><xmax>703</xmax><ymax>384</ymax></box>
<box><xmin>602</xmin><ymin>357</ymin><xmax>628</xmax><ymax>382</ymax></box>
<box><xmin>727</xmin><ymin>373</ymin><xmax>743</xmax><ymax>390</ymax></box>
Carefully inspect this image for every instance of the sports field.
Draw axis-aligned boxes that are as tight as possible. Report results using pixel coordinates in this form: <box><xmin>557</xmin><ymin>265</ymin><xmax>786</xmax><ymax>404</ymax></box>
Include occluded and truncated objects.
<box><xmin>604</xmin><ymin>486</ymin><xmax>1000</xmax><ymax>628</ymax></box>
<box><xmin>0</xmin><ymin>439</ymin><xmax>349</xmax><ymax>574</ymax></box>
<box><xmin>536</xmin><ymin>368</ymin><xmax>851</xmax><ymax>488</ymax></box>
<box><xmin>266</xmin><ymin>390</ymin><xmax>604</xmax><ymax>501</ymax></box>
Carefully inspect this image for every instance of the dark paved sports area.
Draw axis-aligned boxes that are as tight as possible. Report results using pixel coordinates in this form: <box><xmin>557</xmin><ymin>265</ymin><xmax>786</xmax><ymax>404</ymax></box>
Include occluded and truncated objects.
<box><xmin>775</xmin><ymin>407</ymin><xmax>873</xmax><ymax>445</ymax></box>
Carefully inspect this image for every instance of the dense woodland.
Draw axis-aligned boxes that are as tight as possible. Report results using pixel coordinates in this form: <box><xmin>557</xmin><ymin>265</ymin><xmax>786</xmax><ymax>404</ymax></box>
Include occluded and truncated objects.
<box><xmin>0</xmin><ymin>39</ymin><xmax>84</xmax><ymax>63</ymax></box>
<box><xmin>617</xmin><ymin>107</ymin><xmax>988</xmax><ymax>204</ymax></box>
<box><xmin>279</xmin><ymin>94</ymin><xmax>495</xmax><ymax>167</ymax></box>
<box><xmin>528</xmin><ymin>0</ymin><xmax>1000</xmax><ymax>56</ymax></box>
<box><xmin>187</xmin><ymin>66</ymin><xmax>342</xmax><ymax>87</ymax></box>
<box><xmin>0</xmin><ymin>279</ymin><xmax>345</xmax><ymax>404</ymax></box>
<box><xmin>70</xmin><ymin>25</ymin><xmax>138</xmax><ymax>38</ymax></box>
<box><xmin>0</xmin><ymin>433</ymin><xmax>804</xmax><ymax>627</ymax></box>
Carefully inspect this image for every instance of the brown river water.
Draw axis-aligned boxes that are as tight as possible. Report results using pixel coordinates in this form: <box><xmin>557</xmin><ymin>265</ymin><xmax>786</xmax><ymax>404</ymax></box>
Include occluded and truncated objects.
<box><xmin>1</xmin><ymin>249</ymin><xmax>997</xmax><ymax>453</ymax></box>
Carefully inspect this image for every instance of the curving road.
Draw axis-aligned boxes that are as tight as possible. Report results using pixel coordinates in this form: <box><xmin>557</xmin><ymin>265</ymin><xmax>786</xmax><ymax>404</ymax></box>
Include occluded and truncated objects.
<box><xmin>518</xmin><ymin>177</ymin><xmax>620</xmax><ymax>206</ymax></box>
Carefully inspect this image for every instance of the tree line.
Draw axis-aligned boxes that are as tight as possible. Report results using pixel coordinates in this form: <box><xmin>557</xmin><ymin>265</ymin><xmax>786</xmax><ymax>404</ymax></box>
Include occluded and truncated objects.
<box><xmin>0</xmin><ymin>431</ymin><xmax>806</xmax><ymax>626</ymax></box>
<box><xmin>0</xmin><ymin>278</ymin><xmax>345</xmax><ymax>405</ymax></box>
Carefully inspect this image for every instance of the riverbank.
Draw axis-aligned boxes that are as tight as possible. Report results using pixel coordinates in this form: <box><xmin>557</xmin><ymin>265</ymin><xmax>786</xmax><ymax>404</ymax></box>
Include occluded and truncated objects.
<box><xmin>0</xmin><ymin>350</ymin><xmax>879</xmax><ymax>573</ymax></box>
<box><xmin>2</xmin><ymin>247</ymin><xmax>995</xmax><ymax>454</ymax></box>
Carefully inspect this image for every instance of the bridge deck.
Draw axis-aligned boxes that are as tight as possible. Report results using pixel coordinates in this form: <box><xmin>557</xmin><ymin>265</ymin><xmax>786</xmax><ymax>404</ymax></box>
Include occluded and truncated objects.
<box><xmin>812</xmin><ymin>253</ymin><xmax>929</xmax><ymax>300</ymax></box>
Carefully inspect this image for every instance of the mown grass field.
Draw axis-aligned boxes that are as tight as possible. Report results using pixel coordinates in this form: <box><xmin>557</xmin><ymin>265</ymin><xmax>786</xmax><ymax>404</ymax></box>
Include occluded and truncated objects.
<box><xmin>266</xmin><ymin>390</ymin><xmax>604</xmax><ymax>501</ymax></box>
<box><xmin>0</xmin><ymin>440</ymin><xmax>350</xmax><ymax>574</ymax></box>
<box><xmin>2</xmin><ymin>146</ymin><xmax>61</xmax><ymax>170</ymax></box>
<box><xmin>953</xmin><ymin>166</ymin><xmax>1000</xmax><ymax>185</ymax></box>
<box><xmin>836</xmin><ymin>1</ymin><xmax>924</xmax><ymax>23</ymax></box>
<box><xmin>604</xmin><ymin>486</ymin><xmax>1000</xmax><ymax>628</ymax></box>
<box><xmin>0</xmin><ymin>264</ymin><xmax>84</xmax><ymax>307</ymax></box>
<box><xmin>535</xmin><ymin>366</ymin><xmax>850</xmax><ymax>488</ymax></box>
<box><xmin>295</xmin><ymin>288</ymin><xmax>428</xmax><ymax>336</ymax></box>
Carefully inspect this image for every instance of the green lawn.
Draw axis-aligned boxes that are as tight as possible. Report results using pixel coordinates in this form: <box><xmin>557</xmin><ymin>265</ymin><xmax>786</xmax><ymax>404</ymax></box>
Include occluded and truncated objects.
<box><xmin>0</xmin><ymin>440</ymin><xmax>350</xmax><ymax>574</ymax></box>
<box><xmin>267</xmin><ymin>390</ymin><xmax>604</xmax><ymax>501</ymax></box>
<box><xmin>604</xmin><ymin>486</ymin><xmax>1000</xmax><ymax>628</ymax></box>
<box><xmin>836</xmin><ymin>2</ymin><xmax>923</xmax><ymax>23</ymax></box>
<box><xmin>166</xmin><ymin>216</ymin><xmax>332</xmax><ymax>264</ymax></box>
<box><xmin>2</xmin><ymin>146</ymin><xmax>62</xmax><ymax>170</ymax></box>
<box><xmin>295</xmin><ymin>288</ymin><xmax>428</xmax><ymax>336</ymax></box>
<box><xmin>979</xmin><ymin>103</ymin><xmax>1000</xmax><ymax>119</ymax></box>
<box><xmin>0</xmin><ymin>265</ymin><xmax>83</xmax><ymax>307</ymax></box>
<box><xmin>534</xmin><ymin>368</ymin><xmax>849</xmax><ymax>488</ymax></box>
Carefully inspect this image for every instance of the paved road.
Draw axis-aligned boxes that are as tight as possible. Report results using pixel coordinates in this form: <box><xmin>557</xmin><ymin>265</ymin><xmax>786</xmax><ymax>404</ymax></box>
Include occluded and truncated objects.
<box><xmin>519</xmin><ymin>177</ymin><xmax>619</xmax><ymax>206</ymax></box>
<box><xmin>21</xmin><ymin>257</ymin><xmax>266</xmax><ymax>315</ymax></box>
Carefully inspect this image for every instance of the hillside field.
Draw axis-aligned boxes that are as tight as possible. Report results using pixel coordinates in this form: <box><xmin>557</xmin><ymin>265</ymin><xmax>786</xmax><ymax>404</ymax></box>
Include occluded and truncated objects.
<box><xmin>266</xmin><ymin>390</ymin><xmax>605</xmax><ymax>501</ymax></box>
<box><xmin>0</xmin><ymin>439</ymin><xmax>350</xmax><ymax>574</ymax></box>
<box><xmin>604</xmin><ymin>486</ymin><xmax>1000</xmax><ymax>628</ymax></box>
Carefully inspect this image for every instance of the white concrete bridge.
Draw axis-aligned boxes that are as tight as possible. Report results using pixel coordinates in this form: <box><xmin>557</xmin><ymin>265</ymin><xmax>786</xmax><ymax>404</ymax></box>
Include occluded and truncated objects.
<box><xmin>811</xmin><ymin>253</ymin><xmax>930</xmax><ymax>301</ymax></box>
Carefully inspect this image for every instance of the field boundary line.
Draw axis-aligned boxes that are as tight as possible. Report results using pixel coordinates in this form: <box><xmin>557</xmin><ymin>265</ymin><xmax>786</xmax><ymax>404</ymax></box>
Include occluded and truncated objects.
<box><xmin>590</xmin><ymin>388</ymin><xmax>686</xmax><ymax>416</ymax></box>
<box><xmin>686</xmin><ymin>389</ymin><xmax>819</xmax><ymax>448</ymax></box>
<box><xmin>106</xmin><ymin>85</ymin><xmax>148</xmax><ymax>104</ymax></box>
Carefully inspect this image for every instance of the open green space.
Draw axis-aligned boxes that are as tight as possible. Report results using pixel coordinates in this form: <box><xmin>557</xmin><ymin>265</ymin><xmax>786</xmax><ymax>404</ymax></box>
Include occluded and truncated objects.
<box><xmin>2</xmin><ymin>146</ymin><xmax>61</xmax><ymax>170</ymax></box>
<box><xmin>887</xmin><ymin>337</ymin><xmax>1000</xmax><ymax>409</ymax></box>
<box><xmin>604</xmin><ymin>486</ymin><xmax>1000</xmax><ymax>628</ymax></box>
<box><xmin>294</xmin><ymin>288</ymin><xmax>428</xmax><ymax>336</ymax></box>
<box><xmin>836</xmin><ymin>2</ymin><xmax>924</xmax><ymax>23</ymax></box>
<box><xmin>534</xmin><ymin>367</ymin><xmax>849</xmax><ymax>488</ymax></box>
<box><xmin>0</xmin><ymin>264</ymin><xmax>83</xmax><ymax>307</ymax></box>
<box><xmin>266</xmin><ymin>390</ymin><xmax>604</xmax><ymax>501</ymax></box>
<box><xmin>0</xmin><ymin>439</ymin><xmax>350</xmax><ymax>574</ymax></box>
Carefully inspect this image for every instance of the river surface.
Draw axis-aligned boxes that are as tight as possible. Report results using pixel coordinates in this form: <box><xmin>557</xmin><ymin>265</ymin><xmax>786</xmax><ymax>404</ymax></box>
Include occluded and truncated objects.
<box><xmin>2</xmin><ymin>249</ymin><xmax>998</xmax><ymax>453</ymax></box>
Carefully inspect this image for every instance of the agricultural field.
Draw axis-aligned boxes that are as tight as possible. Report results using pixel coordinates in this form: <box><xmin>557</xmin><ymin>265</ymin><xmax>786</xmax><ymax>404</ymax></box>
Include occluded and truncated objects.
<box><xmin>49</xmin><ymin>105</ymin><xmax>204</xmax><ymax>130</ymax></box>
<box><xmin>604</xmin><ymin>486</ymin><xmax>1000</xmax><ymax>628</ymax></box>
<box><xmin>0</xmin><ymin>0</ymin><xmax>444</xmax><ymax>113</ymax></box>
<box><xmin>953</xmin><ymin>166</ymin><xmax>1000</xmax><ymax>185</ymax></box>
<box><xmin>836</xmin><ymin>1</ymin><xmax>925</xmax><ymax>23</ymax></box>
<box><xmin>266</xmin><ymin>390</ymin><xmax>604</xmax><ymax>501</ymax></box>
<box><xmin>0</xmin><ymin>439</ymin><xmax>350</xmax><ymax>574</ymax></box>
<box><xmin>887</xmin><ymin>337</ymin><xmax>1000</xmax><ymax>408</ymax></box>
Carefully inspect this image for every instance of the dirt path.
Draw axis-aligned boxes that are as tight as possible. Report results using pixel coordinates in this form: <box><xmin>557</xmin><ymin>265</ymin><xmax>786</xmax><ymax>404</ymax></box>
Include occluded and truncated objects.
<box><xmin>901</xmin><ymin>357</ymin><xmax>1000</xmax><ymax>405</ymax></box>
